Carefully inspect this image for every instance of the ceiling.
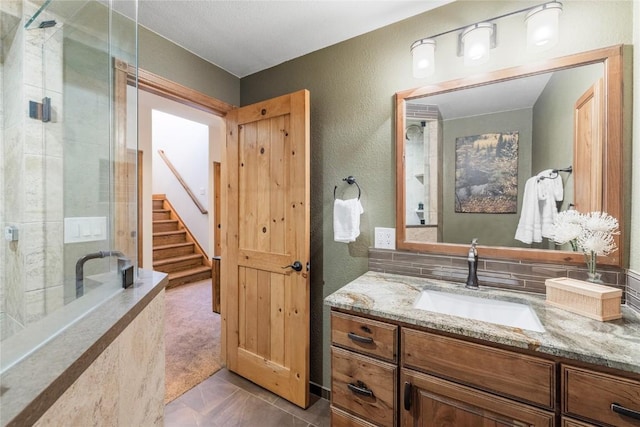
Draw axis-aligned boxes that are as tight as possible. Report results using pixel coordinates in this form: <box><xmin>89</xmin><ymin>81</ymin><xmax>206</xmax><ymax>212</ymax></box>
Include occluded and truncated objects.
<box><xmin>136</xmin><ymin>1</ymin><xmax>453</xmax><ymax>78</ymax></box>
<box><xmin>410</xmin><ymin>73</ymin><xmax>553</xmax><ymax>120</ymax></box>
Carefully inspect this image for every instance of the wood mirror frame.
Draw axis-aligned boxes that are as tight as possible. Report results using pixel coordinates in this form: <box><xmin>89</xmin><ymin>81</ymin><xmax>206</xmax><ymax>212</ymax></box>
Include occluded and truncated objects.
<box><xmin>395</xmin><ymin>45</ymin><xmax>624</xmax><ymax>267</ymax></box>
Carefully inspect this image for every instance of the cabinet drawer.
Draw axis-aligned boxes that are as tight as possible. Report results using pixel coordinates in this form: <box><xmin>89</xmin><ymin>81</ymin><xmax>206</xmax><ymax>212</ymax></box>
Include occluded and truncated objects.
<box><xmin>332</xmin><ymin>311</ymin><xmax>397</xmax><ymax>362</ymax></box>
<box><xmin>402</xmin><ymin>328</ymin><xmax>556</xmax><ymax>409</ymax></box>
<box><xmin>561</xmin><ymin>417</ymin><xmax>597</xmax><ymax>427</ymax></box>
<box><xmin>332</xmin><ymin>346</ymin><xmax>397</xmax><ymax>427</ymax></box>
<box><xmin>563</xmin><ymin>365</ymin><xmax>640</xmax><ymax>427</ymax></box>
<box><xmin>331</xmin><ymin>407</ymin><xmax>378</xmax><ymax>427</ymax></box>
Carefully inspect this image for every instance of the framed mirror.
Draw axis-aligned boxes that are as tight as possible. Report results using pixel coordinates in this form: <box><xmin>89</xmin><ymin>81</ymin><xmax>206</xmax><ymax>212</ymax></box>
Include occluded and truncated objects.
<box><xmin>395</xmin><ymin>45</ymin><xmax>624</xmax><ymax>267</ymax></box>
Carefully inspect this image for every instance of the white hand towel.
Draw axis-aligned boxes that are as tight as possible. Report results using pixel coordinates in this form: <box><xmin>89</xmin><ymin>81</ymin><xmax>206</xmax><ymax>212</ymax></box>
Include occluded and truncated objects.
<box><xmin>515</xmin><ymin>176</ymin><xmax>542</xmax><ymax>244</ymax></box>
<box><xmin>537</xmin><ymin>169</ymin><xmax>564</xmax><ymax>239</ymax></box>
<box><xmin>333</xmin><ymin>198</ymin><xmax>364</xmax><ymax>243</ymax></box>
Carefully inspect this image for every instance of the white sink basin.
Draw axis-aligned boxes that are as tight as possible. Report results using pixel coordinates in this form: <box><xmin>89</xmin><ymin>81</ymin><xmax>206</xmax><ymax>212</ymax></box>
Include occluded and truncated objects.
<box><xmin>414</xmin><ymin>290</ymin><xmax>545</xmax><ymax>333</ymax></box>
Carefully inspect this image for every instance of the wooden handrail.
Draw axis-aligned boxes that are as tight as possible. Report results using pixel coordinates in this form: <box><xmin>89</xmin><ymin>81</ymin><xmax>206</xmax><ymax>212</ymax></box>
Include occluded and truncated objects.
<box><xmin>157</xmin><ymin>149</ymin><xmax>208</xmax><ymax>214</ymax></box>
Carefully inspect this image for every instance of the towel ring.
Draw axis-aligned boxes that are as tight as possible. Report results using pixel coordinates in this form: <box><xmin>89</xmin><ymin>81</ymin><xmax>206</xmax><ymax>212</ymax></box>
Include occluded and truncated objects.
<box><xmin>537</xmin><ymin>166</ymin><xmax>573</xmax><ymax>182</ymax></box>
<box><xmin>334</xmin><ymin>176</ymin><xmax>361</xmax><ymax>200</ymax></box>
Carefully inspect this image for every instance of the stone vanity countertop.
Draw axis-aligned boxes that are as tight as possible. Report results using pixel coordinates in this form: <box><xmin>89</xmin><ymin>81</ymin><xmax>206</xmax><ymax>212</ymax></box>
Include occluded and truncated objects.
<box><xmin>0</xmin><ymin>269</ymin><xmax>168</xmax><ymax>427</ymax></box>
<box><xmin>325</xmin><ymin>271</ymin><xmax>640</xmax><ymax>375</ymax></box>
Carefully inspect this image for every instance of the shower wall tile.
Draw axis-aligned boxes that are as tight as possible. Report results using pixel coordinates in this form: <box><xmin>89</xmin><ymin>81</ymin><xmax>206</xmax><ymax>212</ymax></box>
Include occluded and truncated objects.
<box><xmin>25</xmin><ymin>289</ymin><xmax>46</xmax><ymax>323</ymax></box>
<box><xmin>22</xmin><ymin>222</ymin><xmax>64</xmax><ymax>291</ymax></box>
<box><xmin>24</xmin><ymin>32</ymin><xmax>44</xmax><ymax>89</ymax></box>
<box><xmin>0</xmin><ymin>312</ymin><xmax>24</xmax><ymax>341</ymax></box>
<box><xmin>24</xmin><ymin>285</ymin><xmax>64</xmax><ymax>324</ymax></box>
<box><xmin>5</xmin><ymin>239</ymin><xmax>25</xmax><ymax>326</ymax></box>
<box><xmin>627</xmin><ymin>269</ymin><xmax>640</xmax><ymax>313</ymax></box>
<box><xmin>4</xmin><ymin>125</ymin><xmax>23</xmax><ymax>220</ymax></box>
<box><xmin>369</xmin><ymin>248</ymin><xmax>626</xmax><ymax>295</ymax></box>
<box><xmin>43</xmin><ymin>92</ymin><xmax>63</xmax><ymax>157</ymax></box>
<box><xmin>23</xmin><ymin>154</ymin><xmax>62</xmax><ymax>223</ymax></box>
<box><xmin>23</xmin><ymin>154</ymin><xmax>45</xmax><ymax>222</ymax></box>
<box><xmin>3</xmin><ymin>21</ymin><xmax>23</xmax><ymax>129</ymax></box>
<box><xmin>24</xmin><ymin>112</ymin><xmax>44</xmax><ymax>155</ymax></box>
<box><xmin>43</xmin><ymin>31</ymin><xmax>63</xmax><ymax>95</ymax></box>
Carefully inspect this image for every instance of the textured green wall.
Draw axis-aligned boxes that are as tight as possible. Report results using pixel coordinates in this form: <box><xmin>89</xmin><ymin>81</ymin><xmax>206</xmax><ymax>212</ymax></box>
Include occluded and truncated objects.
<box><xmin>240</xmin><ymin>1</ymin><xmax>635</xmax><ymax>389</ymax></box>
<box><xmin>138</xmin><ymin>27</ymin><xmax>240</xmax><ymax>106</ymax></box>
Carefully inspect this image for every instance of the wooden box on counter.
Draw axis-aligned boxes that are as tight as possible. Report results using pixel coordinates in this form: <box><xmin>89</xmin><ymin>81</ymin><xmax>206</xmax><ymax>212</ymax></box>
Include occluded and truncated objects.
<box><xmin>545</xmin><ymin>277</ymin><xmax>622</xmax><ymax>321</ymax></box>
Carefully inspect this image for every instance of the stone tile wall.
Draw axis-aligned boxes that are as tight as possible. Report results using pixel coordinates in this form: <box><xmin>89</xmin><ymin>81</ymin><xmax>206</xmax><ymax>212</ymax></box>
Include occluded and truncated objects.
<box><xmin>32</xmin><ymin>290</ymin><xmax>165</xmax><ymax>426</ymax></box>
<box><xmin>627</xmin><ymin>269</ymin><xmax>640</xmax><ymax>312</ymax></box>
<box><xmin>368</xmin><ymin>248</ymin><xmax>627</xmax><ymax>298</ymax></box>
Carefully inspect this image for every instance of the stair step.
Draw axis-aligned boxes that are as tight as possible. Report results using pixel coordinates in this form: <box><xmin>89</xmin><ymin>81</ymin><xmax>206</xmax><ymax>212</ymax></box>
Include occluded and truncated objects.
<box><xmin>152</xmin><ymin>199</ymin><xmax>165</xmax><ymax>210</ymax></box>
<box><xmin>153</xmin><ymin>242</ymin><xmax>195</xmax><ymax>260</ymax></box>
<box><xmin>153</xmin><ymin>230</ymin><xmax>187</xmax><ymax>246</ymax></box>
<box><xmin>167</xmin><ymin>266</ymin><xmax>212</xmax><ymax>288</ymax></box>
<box><xmin>153</xmin><ymin>219</ymin><xmax>179</xmax><ymax>232</ymax></box>
<box><xmin>153</xmin><ymin>209</ymin><xmax>171</xmax><ymax>220</ymax></box>
<box><xmin>153</xmin><ymin>254</ymin><xmax>204</xmax><ymax>273</ymax></box>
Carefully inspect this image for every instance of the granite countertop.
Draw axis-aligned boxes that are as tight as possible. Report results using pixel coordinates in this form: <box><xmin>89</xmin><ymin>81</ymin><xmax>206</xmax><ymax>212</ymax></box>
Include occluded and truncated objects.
<box><xmin>325</xmin><ymin>271</ymin><xmax>640</xmax><ymax>375</ymax></box>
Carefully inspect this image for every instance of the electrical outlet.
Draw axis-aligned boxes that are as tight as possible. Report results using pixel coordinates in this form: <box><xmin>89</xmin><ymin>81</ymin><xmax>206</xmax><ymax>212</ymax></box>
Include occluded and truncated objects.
<box><xmin>374</xmin><ymin>227</ymin><xmax>396</xmax><ymax>250</ymax></box>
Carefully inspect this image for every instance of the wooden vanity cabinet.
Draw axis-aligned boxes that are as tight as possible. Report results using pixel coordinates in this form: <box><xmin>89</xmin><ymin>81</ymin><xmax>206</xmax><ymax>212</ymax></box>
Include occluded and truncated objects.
<box><xmin>330</xmin><ymin>311</ymin><xmax>398</xmax><ymax>427</ymax></box>
<box><xmin>330</xmin><ymin>308</ymin><xmax>640</xmax><ymax>427</ymax></box>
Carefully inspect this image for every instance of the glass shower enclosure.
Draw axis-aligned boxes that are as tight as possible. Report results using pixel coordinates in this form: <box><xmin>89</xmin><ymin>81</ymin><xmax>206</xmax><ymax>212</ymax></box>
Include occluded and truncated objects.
<box><xmin>0</xmin><ymin>0</ymin><xmax>138</xmax><ymax>364</ymax></box>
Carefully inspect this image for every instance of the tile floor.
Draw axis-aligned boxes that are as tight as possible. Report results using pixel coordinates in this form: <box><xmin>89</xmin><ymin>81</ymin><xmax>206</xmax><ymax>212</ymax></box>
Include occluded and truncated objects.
<box><xmin>164</xmin><ymin>368</ymin><xmax>330</xmax><ymax>426</ymax></box>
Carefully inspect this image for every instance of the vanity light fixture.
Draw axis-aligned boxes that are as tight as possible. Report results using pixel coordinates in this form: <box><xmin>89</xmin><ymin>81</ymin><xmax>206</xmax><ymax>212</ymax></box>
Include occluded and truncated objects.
<box><xmin>526</xmin><ymin>2</ymin><xmax>563</xmax><ymax>50</ymax></box>
<box><xmin>459</xmin><ymin>23</ymin><xmax>496</xmax><ymax>66</ymax></box>
<box><xmin>411</xmin><ymin>39</ymin><xmax>436</xmax><ymax>78</ymax></box>
<box><xmin>410</xmin><ymin>1</ymin><xmax>562</xmax><ymax>78</ymax></box>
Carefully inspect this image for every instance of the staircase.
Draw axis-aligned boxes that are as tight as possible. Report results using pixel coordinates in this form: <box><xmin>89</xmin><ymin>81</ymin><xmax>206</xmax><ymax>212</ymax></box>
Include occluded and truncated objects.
<box><xmin>152</xmin><ymin>194</ymin><xmax>211</xmax><ymax>288</ymax></box>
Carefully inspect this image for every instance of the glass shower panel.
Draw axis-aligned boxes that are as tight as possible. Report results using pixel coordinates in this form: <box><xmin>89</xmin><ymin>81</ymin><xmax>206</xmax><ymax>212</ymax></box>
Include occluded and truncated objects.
<box><xmin>0</xmin><ymin>0</ymin><xmax>137</xmax><ymax>345</ymax></box>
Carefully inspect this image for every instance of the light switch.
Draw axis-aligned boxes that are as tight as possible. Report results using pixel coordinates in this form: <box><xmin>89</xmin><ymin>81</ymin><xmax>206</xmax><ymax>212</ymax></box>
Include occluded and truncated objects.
<box><xmin>64</xmin><ymin>217</ymin><xmax>107</xmax><ymax>243</ymax></box>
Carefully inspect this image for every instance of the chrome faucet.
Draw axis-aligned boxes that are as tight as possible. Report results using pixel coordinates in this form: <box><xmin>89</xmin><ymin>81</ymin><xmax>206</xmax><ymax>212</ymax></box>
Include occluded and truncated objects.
<box><xmin>465</xmin><ymin>238</ymin><xmax>479</xmax><ymax>289</ymax></box>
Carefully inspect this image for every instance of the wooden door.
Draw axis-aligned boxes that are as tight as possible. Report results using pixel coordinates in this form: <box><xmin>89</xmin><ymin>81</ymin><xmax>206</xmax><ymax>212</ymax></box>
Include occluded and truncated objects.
<box><xmin>573</xmin><ymin>79</ymin><xmax>604</xmax><ymax>212</ymax></box>
<box><xmin>222</xmin><ymin>90</ymin><xmax>310</xmax><ymax>408</ymax></box>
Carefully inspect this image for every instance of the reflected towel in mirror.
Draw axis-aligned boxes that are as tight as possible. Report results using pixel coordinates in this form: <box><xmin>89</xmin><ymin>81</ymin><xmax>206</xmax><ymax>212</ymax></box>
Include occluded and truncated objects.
<box><xmin>333</xmin><ymin>198</ymin><xmax>364</xmax><ymax>243</ymax></box>
<box><xmin>515</xmin><ymin>169</ymin><xmax>564</xmax><ymax>244</ymax></box>
<box><xmin>537</xmin><ymin>169</ymin><xmax>564</xmax><ymax>238</ymax></box>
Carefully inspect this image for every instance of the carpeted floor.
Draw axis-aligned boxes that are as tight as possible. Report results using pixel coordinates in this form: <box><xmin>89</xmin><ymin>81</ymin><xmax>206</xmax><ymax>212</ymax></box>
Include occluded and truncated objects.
<box><xmin>164</xmin><ymin>279</ymin><xmax>222</xmax><ymax>403</ymax></box>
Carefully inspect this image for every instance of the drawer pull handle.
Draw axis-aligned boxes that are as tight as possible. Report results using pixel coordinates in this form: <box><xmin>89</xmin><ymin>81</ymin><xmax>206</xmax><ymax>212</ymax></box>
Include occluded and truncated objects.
<box><xmin>348</xmin><ymin>381</ymin><xmax>374</xmax><ymax>398</ymax></box>
<box><xmin>347</xmin><ymin>332</ymin><xmax>374</xmax><ymax>344</ymax></box>
<box><xmin>612</xmin><ymin>403</ymin><xmax>640</xmax><ymax>420</ymax></box>
<box><xmin>404</xmin><ymin>382</ymin><xmax>412</xmax><ymax>411</ymax></box>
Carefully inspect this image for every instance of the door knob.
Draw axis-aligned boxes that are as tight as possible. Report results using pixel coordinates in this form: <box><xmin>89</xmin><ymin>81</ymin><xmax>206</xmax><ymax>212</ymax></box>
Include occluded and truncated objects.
<box><xmin>282</xmin><ymin>261</ymin><xmax>303</xmax><ymax>272</ymax></box>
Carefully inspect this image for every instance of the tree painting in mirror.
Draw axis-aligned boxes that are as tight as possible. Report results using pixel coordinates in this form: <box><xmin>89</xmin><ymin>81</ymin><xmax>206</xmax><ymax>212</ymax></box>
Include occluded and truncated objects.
<box><xmin>454</xmin><ymin>132</ymin><xmax>518</xmax><ymax>213</ymax></box>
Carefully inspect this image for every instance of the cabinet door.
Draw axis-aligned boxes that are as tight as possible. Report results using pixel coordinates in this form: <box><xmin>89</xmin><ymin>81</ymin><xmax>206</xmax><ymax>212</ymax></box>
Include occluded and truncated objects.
<box><xmin>401</xmin><ymin>369</ymin><xmax>555</xmax><ymax>427</ymax></box>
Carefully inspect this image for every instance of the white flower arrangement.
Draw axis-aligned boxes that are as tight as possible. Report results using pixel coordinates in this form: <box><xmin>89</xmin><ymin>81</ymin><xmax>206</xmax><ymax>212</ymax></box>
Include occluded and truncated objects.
<box><xmin>552</xmin><ymin>210</ymin><xmax>619</xmax><ymax>282</ymax></box>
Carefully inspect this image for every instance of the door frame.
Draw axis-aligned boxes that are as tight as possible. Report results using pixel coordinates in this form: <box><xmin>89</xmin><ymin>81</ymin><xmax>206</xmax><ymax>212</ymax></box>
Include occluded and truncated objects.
<box><xmin>124</xmin><ymin>65</ymin><xmax>234</xmax><ymax>361</ymax></box>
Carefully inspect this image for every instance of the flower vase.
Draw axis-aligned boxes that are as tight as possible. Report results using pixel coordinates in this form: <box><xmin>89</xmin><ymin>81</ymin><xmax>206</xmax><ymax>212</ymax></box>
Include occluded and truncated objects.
<box><xmin>585</xmin><ymin>251</ymin><xmax>603</xmax><ymax>284</ymax></box>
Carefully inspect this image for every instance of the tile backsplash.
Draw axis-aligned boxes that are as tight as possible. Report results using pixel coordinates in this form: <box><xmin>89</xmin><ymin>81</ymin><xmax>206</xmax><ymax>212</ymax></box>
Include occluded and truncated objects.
<box><xmin>369</xmin><ymin>249</ymin><xmax>630</xmax><ymax>304</ymax></box>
